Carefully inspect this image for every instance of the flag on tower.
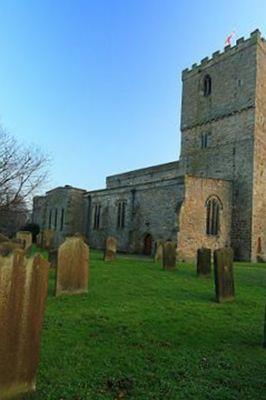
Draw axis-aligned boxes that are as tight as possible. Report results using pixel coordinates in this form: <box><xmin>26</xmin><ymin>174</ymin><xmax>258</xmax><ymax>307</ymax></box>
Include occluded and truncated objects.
<box><xmin>225</xmin><ymin>31</ymin><xmax>236</xmax><ymax>46</ymax></box>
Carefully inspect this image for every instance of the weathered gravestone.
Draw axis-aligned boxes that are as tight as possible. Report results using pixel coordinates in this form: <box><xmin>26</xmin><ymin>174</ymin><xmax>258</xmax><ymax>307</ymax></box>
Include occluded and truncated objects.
<box><xmin>56</xmin><ymin>236</ymin><xmax>89</xmax><ymax>296</ymax></box>
<box><xmin>162</xmin><ymin>241</ymin><xmax>176</xmax><ymax>270</ymax></box>
<box><xmin>263</xmin><ymin>305</ymin><xmax>266</xmax><ymax>348</ymax></box>
<box><xmin>0</xmin><ymin>250</ymin><xmax>50</xmax><ymax>399</ymax></box>
<box><xmin>213</xmin><ymin>247</ymin><xmax>235</xmax><ymax>302</ymax></box>
<box><xmin>36</xmin><ymin>232</ymin><xmax>42</xmax><ymax>247</ymax></box>
<box><xmin>154</xmin><ymin>240</ymin><xmax>164</xmax><ymax>262</ymax></box>
<box><xmin>104</xmin><ymin>236</ymin><xmax>117</xmax><ymax>261</ymax></box>
<box><xmin>42</xmin><ymin>229</ymin><xmax>54</xmax><ymax>250</ymax></box>
<box><xmin>197</xmin><ymin>248</ymin><xmax>211</xmax><ymax>277</ymax></box>
<box><xmin>48</xmin><ymin>248</ymin><xmax>58</xmax><ymax>268</ymax></box>
<box><xmin>0</xmin><ymin>240</ymin><xmax>24</xmax><ymax>256</ymax></box>
<box><xmin>16</xmin><ymin>231</ymin><xmax>32</xmax><ymax>250</ymax></box>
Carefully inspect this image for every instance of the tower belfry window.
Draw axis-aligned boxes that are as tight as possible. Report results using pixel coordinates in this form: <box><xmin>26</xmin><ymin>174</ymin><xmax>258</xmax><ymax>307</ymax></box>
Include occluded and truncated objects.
<box><xmin>203</xmin><ymin>75</ymin><xmax>212</xmax><ymax>96</ymax></box>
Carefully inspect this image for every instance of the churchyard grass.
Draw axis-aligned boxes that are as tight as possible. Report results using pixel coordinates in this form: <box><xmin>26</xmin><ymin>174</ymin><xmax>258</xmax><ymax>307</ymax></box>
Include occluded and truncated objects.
<box><xmin>25</xmin><ymin>250</ymin><xmax>266</xmax><ymax>400</ymax></box>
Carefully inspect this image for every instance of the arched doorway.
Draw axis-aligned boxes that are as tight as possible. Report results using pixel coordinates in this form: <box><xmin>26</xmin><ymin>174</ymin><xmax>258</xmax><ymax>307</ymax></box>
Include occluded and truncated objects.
<box><xmin>143</xmin><ymin>234</ymin><xmax>153</xmax><ymax>256</ymax></box>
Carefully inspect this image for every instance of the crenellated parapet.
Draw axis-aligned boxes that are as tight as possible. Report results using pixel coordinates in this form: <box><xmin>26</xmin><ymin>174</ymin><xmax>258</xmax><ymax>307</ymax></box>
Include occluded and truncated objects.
<box><xmin>182</xmin><ymin>29</ymin><xmax>263</xmax><ymax>79</ymax></box>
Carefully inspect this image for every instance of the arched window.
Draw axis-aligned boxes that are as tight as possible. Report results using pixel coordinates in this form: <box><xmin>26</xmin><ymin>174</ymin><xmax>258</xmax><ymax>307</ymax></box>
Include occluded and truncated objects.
<box><xmin>203</xmin><ymin>74</ymin><xmax>212</xmax><ymax>97</ymax></box>
<box><xmin>206</xmin><ymin>196</ymin><xmax>222</xmax><ymax>236</ymax></box>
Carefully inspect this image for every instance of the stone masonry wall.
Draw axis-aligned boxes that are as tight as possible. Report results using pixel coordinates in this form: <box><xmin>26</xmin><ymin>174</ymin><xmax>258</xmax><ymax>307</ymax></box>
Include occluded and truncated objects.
<box><xmin>87</xmin><ymin>177</ymin><xmax>185</xmax><ymax>254</ymax></box>
<box><xmin>252</xmin><ymin>37</ymin><xmax>266</xmax><ymax>261</ymax></box>
<box><xmin>178</xmin><ymin>175</ymin><xmax>232</xmax><ymax>262</ymax></box>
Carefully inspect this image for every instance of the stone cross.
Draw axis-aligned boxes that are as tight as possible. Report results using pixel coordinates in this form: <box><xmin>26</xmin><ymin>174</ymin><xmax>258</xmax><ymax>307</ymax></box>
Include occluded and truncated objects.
<box><xmin>56</xmin><ymin>236</ymin><xmax>89</xmax><ymax>296</ymax></box>
<box><xmin>0</xmin><ymin>250</ymin><xmax>49</xmax><ymax>399</ymax></box>
<box><xmin>162</xmin><ymin>241</ymin><xmax>176</xmax><ymax>270</ymax></box>
<box><xmin>213</xmin><ymin>247</ymin><xmax>235</xmax><ymax>302</ymax></box>
<box><xmin>16</xmin><ymin>231</ymin><xmax>32</xmax><ymax>250</ymax></box>
<box><xmin>104</xmin><ymin>236</ymin><xmax>117</xmax><ymax>261</ymax></box>
<box><xmin>197</xmin><ymin>248</ymin><xmax>211</xmax><ymax>277</ymax></box>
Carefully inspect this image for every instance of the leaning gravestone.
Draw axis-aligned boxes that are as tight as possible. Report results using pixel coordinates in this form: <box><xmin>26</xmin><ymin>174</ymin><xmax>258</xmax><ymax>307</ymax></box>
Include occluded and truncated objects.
<box><xmin>104</xmin><ymin>236</ymin><xmax>117</xmax><ymax>261</ymax></box>
<box><xmin>42</xmin><ymin>229</ymin><xmax>54</xmax><ymax>250</ymax></box>
<box><xmin>162</xmin><ymin>241</ymin><xmax>176</xmax><ymax>270</ymax></box>
<box><xmin>197</xmin><ymin>248</ymin><xmax>211</xmax><ymax>277</ymax></box>
<box><xmin>0</xmin><ymin>241</ymin><xmax>24</xmax><ymax>256</ymax></box>
<box><xmin>0</xmin><ymin>233</ymin><xmax>9</xmax><ymax>243</ymax></box>
<box><xmin>213</xmin><ymin>247</ymin><xmax>235</xmax><ymax>302</ymax></box>
<box><xmin>154</xmin><ymin>240</ymin><xmax>164</xmax><ymax>262</ymax></box>
<box><xmin>56</xmin><ymin>236</ymin><xmax>89</xmax><ymax>296</ymax></box>
<box><xmin>16</xmin><ymin>231</ymin><xmax>32</xmax><ymax>250</ymax></box>
<box><xmin>0</xmin><ymin>250</ymin><xmax>50</xmax><ymax>399</ymax></box>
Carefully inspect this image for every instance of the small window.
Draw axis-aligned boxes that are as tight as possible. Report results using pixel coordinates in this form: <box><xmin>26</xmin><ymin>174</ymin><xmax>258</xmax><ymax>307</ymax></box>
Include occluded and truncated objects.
<box><xmin>93</xmin><ymin>204</ymin><xmax>101</xmax><ymax>230</ymax></box>
<box><xmin>60</xmin><ymin>208</ymin><xmax>65</xmax><ymax>231</ymax></box>
<box><xmin>206</xmin><ymin>196</ymin><xmax>222</xmax><ymax>236</ymax></box>
<box><xmin>117</xmin><ymin>201</ymin><xmax>126</xmax><ymax>229</ymax></box>
<box><xmin>54</xmin><ymin>208</ymin><xmax>58</xmax><ymax>230</ymax></box>
<box><xmin>201</xmin><ymin>133</ymin><xmax>211</xmax><ymax>149</ymax></box>
<box><xmin>203</xmin><ymin>74</ymin><xmax>212</xmax><ymax>96</ymax></box>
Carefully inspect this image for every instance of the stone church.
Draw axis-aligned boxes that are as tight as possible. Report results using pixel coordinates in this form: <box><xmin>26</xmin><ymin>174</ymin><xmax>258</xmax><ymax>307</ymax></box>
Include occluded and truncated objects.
<box><xmin>32</xmin><ymin>29</ymin><xmax>266</xmax><ymax>262</ymax></box>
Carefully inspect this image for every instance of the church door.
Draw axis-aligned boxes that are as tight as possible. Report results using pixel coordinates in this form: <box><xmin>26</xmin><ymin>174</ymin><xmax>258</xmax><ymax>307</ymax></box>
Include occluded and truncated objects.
<box><xmin>144</xmin><ymin>234</ymin><xmax>153</xmax><ymax>256</ymax></box>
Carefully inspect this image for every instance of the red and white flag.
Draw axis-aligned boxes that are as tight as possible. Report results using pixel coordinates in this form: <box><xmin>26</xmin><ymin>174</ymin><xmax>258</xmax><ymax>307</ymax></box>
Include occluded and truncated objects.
<box><xmin>225</xmin><ymin>31</ymin><xmax>236</xmax><ymax>46</ymax></box>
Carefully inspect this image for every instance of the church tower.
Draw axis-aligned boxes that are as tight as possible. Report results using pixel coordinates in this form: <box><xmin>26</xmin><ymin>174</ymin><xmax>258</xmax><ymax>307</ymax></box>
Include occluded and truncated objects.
<box><xmin>180</xmin><ymin>29</ymin><xmax>266</xmax><ymax>261</ymax></box>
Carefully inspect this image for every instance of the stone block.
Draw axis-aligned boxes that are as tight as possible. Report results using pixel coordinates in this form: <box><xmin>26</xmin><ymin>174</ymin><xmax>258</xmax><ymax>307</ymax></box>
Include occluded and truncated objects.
<box><xmin>56</xmin><ymin>237</ymin><xmax>89</xmax><ymax>296</ymax></box>
<box><xmin>0</xmin><ymin>250</ymin><xmax>50</xmax><ymax>399</ymax></box>
<box><xmin>213</xmin><ymin>247</ymin><xmax>235</xmax><ymax>302</ymax></box>
<box><xmin>162</xmin><ymin>241</ymin><xmax>176</xmax><ymax>270</ymax></box>
<box><xmin>197</xmin><ymin>248</ymin><xmax>211</xmax><ymax>277</ymax></box>
<box><xmin>16</xmin><ymin>231</ymin><xmax>32</xmax><ymax>250</ymax></box>
<box><xmin>104</xmin><ymin>236</ymin><xmax>117</xmax><ymax>261</ymax></box>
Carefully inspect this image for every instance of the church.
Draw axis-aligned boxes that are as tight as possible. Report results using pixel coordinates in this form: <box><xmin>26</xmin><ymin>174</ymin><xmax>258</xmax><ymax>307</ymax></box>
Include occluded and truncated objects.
<box><xmin>32</xmin><ymin>29</ymin><xmax>266</xmax><ymax>262</ymax></box>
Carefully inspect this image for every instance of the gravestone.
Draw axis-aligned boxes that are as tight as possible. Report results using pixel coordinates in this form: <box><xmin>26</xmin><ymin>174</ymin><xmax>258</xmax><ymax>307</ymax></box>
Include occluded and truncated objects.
<box><xmin>263</xmin><ymin>305</ymin><xmax>266</xmax><ymax>348</ymax></box>
<box><xmin>213</xmin><ymin>247</ymin><xmax>235</xmax><ymax>302</ymax></box>
<box><xmin>42</xmin><ymin>229</ymin><xmax>54</xmax><ymax>250</ymax></box>
<box><xmin>36</xmin><ymin>232</ymin><xmax>42</xmax><ymax>247</ymax></box>
<box><xmin>16</xmin><ymin>231</ymin><xmax>32</xmax><ymax>250</ymax></box>
<box><xmin>0</xmin><ymin>241</ymin><xmax>24</xmax><ymax>256</ymax></box>
<box><xmin>56</xmin><ymin>236</ymin><xmax>89</xmax><ymax>296</ymax></box>
<box><xmin>0</xmin><ymin>250</ymin><xmax>50</xmax><ymax>399</ymax></box>
<box><xmin>104</xmin><ymin>236</ymin><xmax>117</xmax><ymax>261</ymax></box>
<box><xmin>162</xmin><ymin>241</ymin><xmax>176</xmax><ymax>270</ymax></box>
<box><xmin>154</xmin><ymin>240</ymin><xmax>164</xmax><ymax>262</ymax></box>
<box><xmin>197</xmin><ymin>248</ymin><xmax>211</xmax><ymax>277</ymax></box>
<box><xmin>48</xmin><ymin>248</ymin><xmax>58</xmax><ymax>268</ymax></box>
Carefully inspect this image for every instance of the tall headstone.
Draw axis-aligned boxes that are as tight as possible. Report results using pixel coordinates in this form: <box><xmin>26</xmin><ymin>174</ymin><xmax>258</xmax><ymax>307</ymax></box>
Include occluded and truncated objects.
<box><xmin>104</xmin><ymin>236</ymin><xmax>117</xmax><ymax>261</ymax></box>
<box><xmin>213</xmin><ymin>247</ymin><xmax>235</xmax><ymax>302</ymax></box>
<box><xmin>197</xmin><ymin>248</ymin><xmax>211</xmax><ymax>277</ymax></box>
<box><xmin>154</xmin><ymin>240</ymin><xmax>164</xmax><ymax>262</ymax></box>
<box><xmin>42</xmin><ymin>229</ymin><xmax>54</xmax><ymax>250</ymax></box>
<box><xmin>162</xmin><ymin>241</ymin><xmax>176</xmax><ymax>270</ymax></box>
<box><xmin>56</xmin><ymin>237</ymin><xmax>89</xmax><ymax>296</ymax></box>
<box><xmin>16</xmin><ymin>231</ymin><xmax>32</xmax><ymax>250</ymax></box>
<box><xmin>0</xmin><ymin>250</ymin><xmax>50</xmax><ymax>399</ymax></box>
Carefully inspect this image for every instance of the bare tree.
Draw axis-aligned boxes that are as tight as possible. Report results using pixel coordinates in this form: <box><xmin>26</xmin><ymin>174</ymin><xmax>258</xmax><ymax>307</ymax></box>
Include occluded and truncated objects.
<box><xmin>0</xmin><ymin>126</ymin><xmax>50</xmax><ymax>213</ymax></box>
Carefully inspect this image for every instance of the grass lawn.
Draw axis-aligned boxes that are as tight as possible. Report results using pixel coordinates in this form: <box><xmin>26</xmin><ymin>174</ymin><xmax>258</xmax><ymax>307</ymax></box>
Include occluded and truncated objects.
<box><xmin>25</xmin><ymin>250</ymin><xmax>266</xmax><ymax>400</ymax></box>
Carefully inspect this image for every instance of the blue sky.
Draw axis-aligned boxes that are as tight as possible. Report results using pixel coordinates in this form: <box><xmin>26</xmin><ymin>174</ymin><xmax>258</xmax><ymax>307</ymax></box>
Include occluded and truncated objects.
<box><xmin>0</xmin><ymin>0</ymin><xmax>264</xmax><ymax>191</ymax></box>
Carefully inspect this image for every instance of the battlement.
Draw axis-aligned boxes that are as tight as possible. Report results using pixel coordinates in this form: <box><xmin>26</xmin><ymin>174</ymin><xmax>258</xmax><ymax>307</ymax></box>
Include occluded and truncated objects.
<box><xmin>182</xmin><ymin>29</ymin><xmax>264</xmax><ymax>79</ymax></box>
